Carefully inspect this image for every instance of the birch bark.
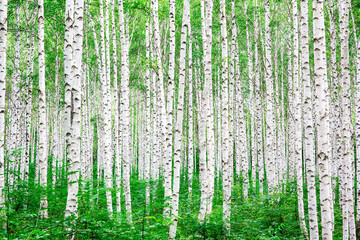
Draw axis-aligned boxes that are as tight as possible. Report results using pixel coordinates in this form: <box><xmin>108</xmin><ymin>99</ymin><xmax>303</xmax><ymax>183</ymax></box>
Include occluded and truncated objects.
<box><xmin>102</xmin><ymin>0</ymin><xmax>114</xmax><ymax>216</ymax></box>
<box><xmin>264</xmin><ymin>0</ymin><xmax>275</xmax><ymax>193</ymax></box>
<box><xmin>0</xmin><ymin>0</ymin><xmax>7</xmax><ymax>209</ymax></box>
<box><xmin>300</xmin><ymin>0</ymin><xmax>319</xmax><ymax>238</ymax></box>
<box><xmin>65</xmin><ymin>0</ymin><xmax>84</xmax><ymax>218</ymax></box>
<box><xmin>111</xmin><ymin>0</ymin><xmax>121</xmax><ymax>214</ymax></box>
<box><xmin>220</xmin><ymin>0</ymin><xmax>231</xmax><ymax>228</ymax></box>
<box><xmin>119</xmin><ymin>0</ymin><xmax>132</xmax><ymax>224</ymax></box>
<box><xmin>339</xmin><ymin>0</ymin><xmax>356</xmax><ymax>238</ymax></box>
<box><xmin>38</xmin><ymin>0</ymin><xmax>48</xmax><ymax>218</ymax></box>
<box><xmin>354</xmin><ymin>10</ymin><xmax>360</xmax><ymax>223</ymax></box>
<box><xmin>188</xmin><ymin>20</ymin><xmax>194</xmax><ymax>194</ymax></box>
<box><xmin>163</xmin><ymin>0</ymin><xmax>176</xmax><ymax>217</ymax></box>
<box><xmin>294</xmin><ymin>0</ymin><xmax>308</xmax><ymax>237</ymax></box>
<box><xmin>198</xmin><ymin>0</ymin><xmax>215</xmax><ymax>220</ymax></box>
<box><xmin>145</xmin><ymin>20</ymin><xmax>151</xmax><ymax>209</ymax></box>
<box><xmin>313</xmin><ymin>0</ymin><xmax>334</xmax><ymax>238</ymax></box>
<box><xmin>169</xmin><ymin>0</ymin><xmax>189</xmax><ymax>237</ymax></box>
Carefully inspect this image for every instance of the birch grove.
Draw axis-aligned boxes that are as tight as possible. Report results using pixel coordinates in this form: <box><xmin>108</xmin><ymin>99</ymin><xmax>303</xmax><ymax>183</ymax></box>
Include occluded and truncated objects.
<box><xmin>1</xmin><ymin>0</ymin><xmax>360</xmax><ymax>239</ymax></box>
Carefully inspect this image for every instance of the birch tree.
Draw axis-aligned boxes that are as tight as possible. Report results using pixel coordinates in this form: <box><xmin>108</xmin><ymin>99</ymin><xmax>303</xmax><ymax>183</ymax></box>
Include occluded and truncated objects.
<box><xmin>102</xmin><ymin>0</ymin><xmax>113</xmax><ymax>216</ymax></box>
<box><xmin>198</xmin><ymin>0</ymin><xmax>215</xmax><ymax>220</ymax></box>
<box><xmin>111</xmin><ymin>0</ymin><xmax>121</xmax><ymax>214</ymax></box>
<box><xmin>313</xmin><ymin>0</ymin><xmax>333</xmax><ymax>238</ymax></box>
<box><xmin>169</xmin><ymin>0</ymin><xmax>189</xmax><ymax>237</ymax></box>
<box><xmin>0</xmin><ymin>0</ymin><xmax>7</xmax><ymax>210</ymax></box>
<box><xmin>293</xmin><ymin>0</ymin><xmax>308</xmax><ymax>237</ymax></box>
<box><xmin>300</xmin><ymin>0</ymin><xmax>318</xmax><ymax>238</ymax></box>
<box><xmin>119</xmin><ymin>0</ymin><xmax>132</xmax><ymax>224</ymax></box>
<box><xmin>339</xmin><ymin>0</ymin><xmax>356</xmax><ymax>238</ymax></box>
<box><xmin>187</xmin><ymin>20</ymin><xmax>194</xmax><ymax>194</ymax></box>
<box><xmin>164</xmin><ymin>0</ymin><xmax>176</xmax><ymax>217</ymax></box>
<box><xmin>65</xmin><ymin>0</ymin><xmax>84</xmax><ymax>218</ymax></box>
<box><xmin>219</xmin><ymin>0</ymin><xmax>232</xmax><ymax>229</ymax></box>
<box><xmin>264</xmin><ymin>0</ymin><xmax>275</xmax><ymax>193</ymax></box>
<box><xmin>38</xmin><ymin>0</ymin><xmax>48</xmax><ymax>218</ymax></box>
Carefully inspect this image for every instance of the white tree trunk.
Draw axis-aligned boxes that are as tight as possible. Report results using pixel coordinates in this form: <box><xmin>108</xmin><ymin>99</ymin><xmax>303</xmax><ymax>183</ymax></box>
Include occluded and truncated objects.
<box><xmin>111</xmin><ymin>0</ymin><xmax>121</xmax><ymax>215</ymax></box>
<box><xmin>8</xmin><ymin>5</ymin><xmax>22</xmax><ymax>187</ymax></box>
<box><xmin>313</xmin><ymin>0</ymin><xmax>334</xmax><ymax>238</ymax></box>
<box><xmin>234</xmin><ymin>0</ymin><xmax>247</xmax><ymax>198</ymax></box>
<box><xmin>188</xmin><ymin>21</ymin><xmax>194</xmax><ymax>195</ymax></box>
<box><xmin>300</xmin><ymin>0</ymin><xmax>318</xmax><ymax>238</ymax></box>
<box><xmin>245</xmin><ymin>4</ymin><xmax>255</xmax><ymax>189</ymax></box>
<box><xmin>294</xmin><ymin>0</ymin><xmax>308</xmax><ymax>237</ymax></box>
<box><xmin>0</xmin><ymin>0</ymin><xmax>7</xmax><ymax>209</ymax></box>
<box><xmin>145</xmin><ymin>20</ymin><xmax>151</xmax><ymax>210</ymax></box>
<box><xmin>339</xmin><ymin>0</ymin><xmax>356</xmax><ymax>238</ymax></box>
<box><xmin>102</xmin><ymin>0</ymin><xmax>113</xmax><ymax>217</ymax></box>
<box><xmin>38</xmin><ymin>0</ymin><xmax>48</xmax><ymax>218</ymax></box>
<box><xmin>264</xmin><ymin>0</ymin><xmax>275</xmax><ymax>193</ymax></box>
<box><xmin>169</xmin><ymin>1</ymin><xmax>189</xmax><ymax>237</ymax></box>
<box><xmin>64</xmin><ymin>0</ymin><xmax>74</xmax><ymax>158</ymax></box>
<box><xmin>329</xmin><ymin>3</ymin><xmax>339</xmax><ymax>217</ymax></box>
<box><xmin>198</xmin><ymin>0</ymin><xmax>215</xmax><ymax>220</ymax></box>
<box><xmin>164</xmin><ymin>0</ymin><xmax>176</xmax><ymax>217</ymax></box>
<box><xmin>254</xmin><ymin>4</ymin><xmax>263</xmax><ymax>194</ymax></box>
<box><xmin>65</xmin><ymin>0</ymin><xmax>84</xmax><ymax>219</ymax></box>
<box><xmin>25</xmin><ymin>24</ymin><xmax>34</xmax><ymax>184</ymax></box>
<box><xmin>220</xmin><ymin>0</ymin><xmax>231</xmax><ymax>229</ymax></box>
<box><xmin>119</xmin><ymin>0</ymin><xmax>132</xmax><ymax>224</ymax></box>
<box><xmin>353</xmin><ymin>11</ymin><xmax>360</xmax><ymax>223</ymax></box>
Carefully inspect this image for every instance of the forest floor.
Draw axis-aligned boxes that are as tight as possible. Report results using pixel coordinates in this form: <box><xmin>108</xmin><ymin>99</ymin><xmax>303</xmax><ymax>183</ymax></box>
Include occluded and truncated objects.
<box><xmin>0</xmin><ymin>176</ymin><xmax>346</xmax><ymax>239</ymax></box>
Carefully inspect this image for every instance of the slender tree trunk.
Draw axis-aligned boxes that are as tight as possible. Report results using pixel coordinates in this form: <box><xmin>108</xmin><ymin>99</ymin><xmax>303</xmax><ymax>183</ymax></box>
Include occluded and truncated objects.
<box><xmin>65</xmin><ymin>0</ymin><xmax>84</xmax><ymax>219</ymax></box>
<box><xmin>313</xmin><ymin>0</ymin><xmax>333</xmax><ymax>238</ymax></box>
<box><xmin>0</xmin><ymin>0</ymin><xmax>7</xmax><ymax>210</ymax></box>
<box><xmin>25</xmin><ymin>21</ymin><xmax>34</xmax><ymax>184</ymax></box>
<box><xmin>144</xmin><ymin>20</ymin><xmax>151</xmax><ymax>210</ymax></box>
<box><xmin>329</xmin><ymin>0</ymin><xmax>339</xmax><ymax>203</ymax></box>
<box><xmin>339</xmin><ymin>0</ymin><xmax>356</xmax><ymax>238</ymax></box>
<box><xmin>245</xmin><ymin>3</ymin><xmax>255</xmax><ymax>190</ymax></box>
<box><xmin>294</xmin><ymin>0</ymin><xmax>309</xmax><ymax>237</ymax></box>
<box><xmin>300</xmin><ymin>0</ymin><xmax>319</xmax><ymax>238</ymax></box>
<box><xmin>264</xmin><ymin>0</ymin><xmax>275</xmax><ymax>193</ymax></box>
<box><xmin>119</xmin><ymin>0</ymin><xmax>132</xmax><ymax>224</ymax></box>
<box><xmin>102</xmin><ymin>0</ymin><xmax>114</xmax><ymax>217</ymax></box>
<box><xmin>188</xmin><ymin>21</ymin><xmax>194</xmax><ymax>195</ymax></box>
<box><xmin>111</xmin><ymin>0</ymin><xmax>121</xmax><ymax>215</ymax></box>
<box><xmin>234</xmin><ymin>1</ymin><xmax>247</xmax><ymax>198</ymax></box>
<box><xmin>164</xmin><ymin>0</ymin><xmax>176</xmax><ymax>217</ymax></box>
<box><xmin>254</xmin><ymin>0</ymin><xmax>263</xmax><ymax>194</ymax></box>
<box><xmin>169</xmin><ymin>1</ymin><xmax>189</xmax><ymax>237</ymax></box>
<box><xmin>38</xmin><ymin>0</ymin><xmax>48</xmax><ymax>218</ymax></box>
<box><xmin>64</xmin><ymin>0</ymin><xmax>74</xmax><ymax>161</ymax></box>
<box><xmin>220</xmin><ymin>0</ymin><xmax>231</xmax><ymax>229</ymax></box>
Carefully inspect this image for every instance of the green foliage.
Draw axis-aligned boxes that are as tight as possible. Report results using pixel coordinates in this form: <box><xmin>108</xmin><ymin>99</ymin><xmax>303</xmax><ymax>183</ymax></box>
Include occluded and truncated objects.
<box><xmin>0</xmin><ymin>150</ymin><xmax>348</xmax><ymax>239</ymax></box>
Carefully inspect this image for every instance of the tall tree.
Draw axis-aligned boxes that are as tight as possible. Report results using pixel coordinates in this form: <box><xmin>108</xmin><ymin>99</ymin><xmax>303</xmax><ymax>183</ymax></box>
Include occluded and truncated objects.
<box><xmin>164</xmin><ymin>0</ymin><xmax>176</xmax><ymax>218</ymax></box>
<box><xmin>169</xmin><ymin>0</ymin><xmax>190</xmax><ymax>237</ymax></box>
<box><xmin>339</xmin><ymin>0</ymin><xmax>356</xmax><ymax>238</ymax></box>
<box><xmin>119</xmin><ymin>0</ymin><xmax>132</xmax><ymax>224</ymax></box>
<box><xmin>102</xmin><ymin>0</ymin><xmax>113</xmax><ymax>216</ymax></box>
<box><xmin>111</xmin><ymin>0</ymin><xmax>121</xmax><ymax>215</ymax></box>
<box><xmin>300</xmin><ymin>0</ymin><xmax>318</xmax><ymax>238</ymax></box>
<box><xmin>198</xmin><ymin>0</ymin><xmax>215</xmax><ymax>220</ymax></box>
<box><xmin>64</xmin><ymin>0</ymin><xmax>84</xmax><ymax>218</ymax></box>
<box><xmin>0</xmin><ymin>0</ymin><xmax>7</xmax><ymax>210</ymax></box>
<box><xmin>293</xmin><ymin>0</ymin><xmax>308</xmax><ymax>237</ymax></box>
<box><xmin>220</xmin><ymin>0</ymin><xmax>231</xmax><ymax>229</ymax></box>
<box><xmin>38</xmin><ymin>0</ymin><xmax>48</xmax><ymax>219</ymax></box>
<box><xmin>264</xmin><ymin>0</ymin><xmax>275</xmax><ymax>193</ymax></box>
<box><xmin>313</xmin><ymin>0</ymin><xmax>334</xmax><ymax>238</ymax></box>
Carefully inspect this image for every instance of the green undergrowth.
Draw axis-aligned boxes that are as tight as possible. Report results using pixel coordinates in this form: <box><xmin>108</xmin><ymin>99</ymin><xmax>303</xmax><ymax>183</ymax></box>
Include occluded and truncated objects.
<box><xmin>0</xmin><ymin>159</ymin><xmax>344</xmax><ymax>239</ymax></box>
